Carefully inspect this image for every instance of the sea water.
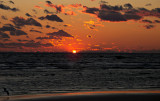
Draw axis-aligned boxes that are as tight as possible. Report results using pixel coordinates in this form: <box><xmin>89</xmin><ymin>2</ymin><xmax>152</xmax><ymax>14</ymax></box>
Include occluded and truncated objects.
<box><xmin>0</xmin><ymin>53</ymin><xmax>160</xmax><ymax>95</ymax></box>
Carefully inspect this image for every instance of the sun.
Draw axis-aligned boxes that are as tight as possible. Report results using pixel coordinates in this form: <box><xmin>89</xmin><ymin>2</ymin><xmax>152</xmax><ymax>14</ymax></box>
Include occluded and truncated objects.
<box><xmin>72</xmin><ymin>50</ymin><xmax>77</xmax><ymax>54</ymax></box>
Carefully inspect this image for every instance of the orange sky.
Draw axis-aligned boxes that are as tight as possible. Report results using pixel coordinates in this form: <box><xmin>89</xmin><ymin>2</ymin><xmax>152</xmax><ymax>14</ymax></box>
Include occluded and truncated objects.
<box><xmin>0</xmin><ymin>0</ymin><xmax>160</xmax><ymax>52</ymax></box>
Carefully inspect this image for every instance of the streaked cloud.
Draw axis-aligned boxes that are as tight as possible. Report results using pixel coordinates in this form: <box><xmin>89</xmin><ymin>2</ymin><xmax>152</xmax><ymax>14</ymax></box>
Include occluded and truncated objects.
<box><xmin>0</xmin><ymin>3</ymin><xmax>19</xmax><ymax>12</ymax></box>
<box><xmin>11</xmin><ymin>17</ymin><xmax>42</xmax><ymax>27</ymax></box>
<box><xmin>47</xmin><ymin>30</ymin><xmax>73</xmax><ymax>37</ymax></box>
<box><xmin>0</xmin><ymin>31</ymin><xmax>10</xmax><ymax>39</ymax></box>
<box><xmin>10</xmin><ymin>30</ymin><xmax>27</xmax><ymax>36</ymax></box>
<box><xmin>39</xmin><ymin>15</ymin><xmax>63</xmax><ymax>22</ymax></box>
<box><xmin>0</xmin><ymin>42</ymin><xmax>53</xmax><ymax>48</ymax></box>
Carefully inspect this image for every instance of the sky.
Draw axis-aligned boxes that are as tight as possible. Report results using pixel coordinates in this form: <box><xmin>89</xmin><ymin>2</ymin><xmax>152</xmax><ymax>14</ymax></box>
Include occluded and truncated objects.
<box><xmin>0</xmin><ymin>0</ymin><xmax>160</xmax><ymax>52</ymax></box>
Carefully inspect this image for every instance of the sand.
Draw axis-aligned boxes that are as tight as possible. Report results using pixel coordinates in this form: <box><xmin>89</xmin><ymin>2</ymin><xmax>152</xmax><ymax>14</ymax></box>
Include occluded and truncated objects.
<box><xmin>0</xmin><ymin>91</ymin><xmax>160</xmax><ymax>101</ymax></box>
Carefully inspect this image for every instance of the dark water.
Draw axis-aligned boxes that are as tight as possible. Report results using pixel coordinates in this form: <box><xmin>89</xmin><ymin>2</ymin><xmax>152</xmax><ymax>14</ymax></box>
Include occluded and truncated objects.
<box><xmin>0</xmin><ymin>53</ymin><xmax>160</xmax><ymax>96</ymax></box>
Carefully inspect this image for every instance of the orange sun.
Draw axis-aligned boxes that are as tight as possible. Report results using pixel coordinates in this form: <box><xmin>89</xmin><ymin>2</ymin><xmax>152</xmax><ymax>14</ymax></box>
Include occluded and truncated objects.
<box><xmin>72</xmin><ymin>50</ymin><xmax>77</xmax><ymax>54</ymax></box>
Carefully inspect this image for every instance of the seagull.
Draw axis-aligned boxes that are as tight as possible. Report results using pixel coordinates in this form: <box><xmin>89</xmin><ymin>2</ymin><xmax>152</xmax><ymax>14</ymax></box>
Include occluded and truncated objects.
<box><xmin>3</xmin><ymin>88</ymin><xmax>10</xmax><ymax>96</ymax></box>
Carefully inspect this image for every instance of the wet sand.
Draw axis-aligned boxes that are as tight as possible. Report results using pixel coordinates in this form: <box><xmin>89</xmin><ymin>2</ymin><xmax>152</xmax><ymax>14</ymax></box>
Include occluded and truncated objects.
<box><xmin>0</xmin><ymin>91</ymin><xmax>160</xmax><ymax>101</ymax></box>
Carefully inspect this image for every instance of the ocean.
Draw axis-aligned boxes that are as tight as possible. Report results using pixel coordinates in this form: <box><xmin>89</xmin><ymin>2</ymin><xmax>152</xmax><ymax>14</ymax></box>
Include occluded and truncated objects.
<box><xmin>0</xmin><ymin>53</ymin><xmax>160</xmax><ymax>96</ymax></box>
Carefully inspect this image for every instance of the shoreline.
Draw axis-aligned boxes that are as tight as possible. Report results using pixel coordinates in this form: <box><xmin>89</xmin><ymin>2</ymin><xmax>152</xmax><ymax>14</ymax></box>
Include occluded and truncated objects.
<box><xmin>1</xmin><ymin>90</ymin><xmax>160</xmax><ymax>101</ymax></box>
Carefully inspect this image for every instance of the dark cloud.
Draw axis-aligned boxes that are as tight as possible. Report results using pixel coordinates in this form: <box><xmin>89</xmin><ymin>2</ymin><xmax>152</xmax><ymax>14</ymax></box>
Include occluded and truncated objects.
<box><xmin>0</xmin><ymin>42</ymin><xmax>53</xmax><ymax>48</ymax></box>
<box><xmin>0</xmin><ymin>32</ymin><xmax>10</xmax><ymax>39</ymax></box>
<box><xmin>46</xmin><ymin>1</ymin><xmax>52</xmax><ymax>4</ymax></box>
<box><xmin>45</xmin><ymin>3</ymin><xmax>64</xmax><ymax>13</ymax></box>
<box><xmin>138</xmin><ymin>8</ymin><xmax>149</xmax><ymax>11</ymax></box>
<box><xmin>25</xmin><ymin>13</ymin><xmax>32</xmax><ymax>17</ymax></box>
<box><xmin>9</xmin><ymin>1</ymin><xmax>14</xmax><ymax>4</ymax></box>
<box><xmin>124</xmin><ymin>3</ymin><xmax>133</xmax><ymax>9</ymax></box>
<box><xmin>0</xmin><ymin>4</ymin><xmax>19</xmax><ymax>12</ymax></box>
<box><xmin>145</xmin><ymin>3</ymin><xmax>152</xmax><ymax>6</ymax></box>
<box><xmin>39</xmin><ymin>15</ymin><xmax>63</xmax><ymax>22</ymax></box>
<box><xmin>17</xmin><ymin>39</ymin><xmax>29</xmax><ymax>42</ymax></box>
<box><xmin>87</xmin><ymin>35</ymin><xmax>92</xmax><ymax>38</ymax></box>
<box><xmin>3</xmin><ymin>39</ymin><xmax>10</xmax><ymax>42</ymax></box>
<box><xmin>83</xmin><ymin>4</ymin><xmax>160</xmax><ymax>22</ymax></box>
<box><xmin>52</xmin><ymin>27</ymin><xmax>56</xmax><ymax>29</ymax></box>
<box><xmin>83</xmin><ymin>6</ymin><xmax>99</xmax><ymax>14</ymax></box>
<box><xmin>98</xmin><ymin>11</ymin><xmax>126</xmax><ymax>21</ymax></box>
<box><xmin>152</xmin><ymin>8</ymin><xmax>160</xmax><ymax>13</ymax></box>
<box><xmin>10</xmin><ymin>30</ymin><xmax>27</xmax><ymax>36</ymax></box>
<box><xmin>83</xmin><ymin>5</ymin><xmax>126</xmax><ymax>22</ymax></box>
<box><xmin>1</xmin><ymin>16</ymin><xmax>8</xmax><ymax>20</ymax></box>
<box><xmin>0</xmin><ymin>24</ymin><xmax>16</xmax><ymax>31</ymax></box>
<box><xmin>46</xmin><ymin>25</ymin><xmax>50</xmax><ymax>28</ymax></box>
<box><xmin>11</xmin><ymin>17</ymin><xmax>42</xmax><ymax>27</ymax></box>
<box><xmin>144</xmin><ymin>25</ymin><xmax>155</xmax><ymax>29</ymax></box>
<box><xmin>32</xmin><ymin>9</ymin><xmax>37</xmax><ymax>14</ymax></box>
<box><xmin>99</xmin><ymin>1</ymin><xmax>108</xmax><ymax>4</ymax></box>
<box><xmin>64</xmin><ymin>24</ymin><xmax>70</xmax><ymax>27</ymax></box>
<box><xmin>47</xmin><ymin>30</ymin><xmax>73</xmax><ymax>37</ymax></box>
<box><xmin>30</xmin><ymin>29</ymin><xmax>42</xmax><ymax>33</ymax></box>
<box><xmin>154</xmin><ymin>20</ymin><xmax>160</xmax><ymax>23</ymax></box>
<box><xmin>100</xmin><ymin>4</ymin><xmax>123</xmax><ymax>11</ymax></box>
<box><xmin>142</xmin><ymin>20</ymin><xmax>153</xmax><ymax>23</ymax></box>
<box><xmin>124</xmin><ymin>13</ymin><xmax>142</xmax><ymax>20</ymax></box>
<box><xmin>36</xmin><ymin>36</ymin><xmax>61</xmax><ymax>40</ymax></box>
<box><xmin>44</xmin><ymin>9</ymin><xmax>54</xmax><ymax>14</ymax></box>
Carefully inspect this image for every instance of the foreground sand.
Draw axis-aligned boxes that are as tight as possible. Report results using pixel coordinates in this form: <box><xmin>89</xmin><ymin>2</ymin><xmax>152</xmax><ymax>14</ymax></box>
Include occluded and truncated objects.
<box><xmin>0</xmin><ymin>90</ymin><xmax>160</xmax><ymax>101</ymax></box>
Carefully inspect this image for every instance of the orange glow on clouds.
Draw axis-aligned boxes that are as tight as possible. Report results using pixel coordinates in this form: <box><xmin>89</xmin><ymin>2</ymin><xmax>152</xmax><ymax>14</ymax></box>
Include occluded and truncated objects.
<box><xmin>34</xmin><ymin>6</ymin><xmax>43</xmax><ymax>9</ymax></box>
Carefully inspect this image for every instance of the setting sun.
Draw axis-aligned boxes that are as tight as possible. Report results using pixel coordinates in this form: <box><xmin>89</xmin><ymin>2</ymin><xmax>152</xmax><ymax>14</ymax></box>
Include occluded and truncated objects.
<box><xmin>72</xmin><ymin>50</ymin><xmax>77</xmax><ymax>54</ymax></box>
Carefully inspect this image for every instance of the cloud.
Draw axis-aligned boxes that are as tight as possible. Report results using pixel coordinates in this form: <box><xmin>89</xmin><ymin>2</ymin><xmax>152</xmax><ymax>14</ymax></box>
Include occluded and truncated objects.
<box><xmin>69</xmin><ymin>4</ymin><xmax>82</xmax><ymax>8</ymax></box>
<box><xmin>98</xmin><ymin>11</ymin><xmax>126</xmax><ymax>21</ymax></box>
<box><xmin>9</xmin><ymin>1</ymin><xmax>14</xmax><ymax>4</ymax></box>
<box><xmin>142</xmin><ymin>20</ymin><xmax>153</xmax><ymax>23</ymax></box>
<box><xmin>154</xmin><ymin>20</ymin><xmax>160</xmax><ymax>23</ymax></box>
<box><xmin>123</xmin><ymin>13</ymin><xmax>142</xmax><ymax>20</ymax></box>
<box><xmin>64</xmin><ymin>11</ymin><xmax>76</xmax><ymax>15</ymax></box>
<box><xmin>46</xmin><ymin>25</ymin><xmax>50</xmax><ymax>28</ymax></box>
<box><xmin>34</xmin><ymin>5</ymin><xmax>43</xmax><ymax>9</ymax></box>
<box><xmin>25</xmin><ymin>13</ymin><xmax>32</xmax><ymax>17</ymax></box>
<box><xmin>82</xmin><ymin>4</ymin><xmax>160</xmax><ymax>23</ymax></box>
<box><xmin>144</xmin><ymin>25</ymin><xmax>155</xmax><ymax>29</ymax></box>
<box><xmin>0</xmin><ymin>32</ymin><xmax>10</xmax><ymax>39</ymax></box>
<box><xmin>45</xmin><ymin>4</ymin><xmax>64</xmax><ymax>13</ymax></box>
<box><xmin>30</xmin><ymin>29</ymin><xmax>42</xmax><ymax>33</ymax></box>
<box><xmin>83</xmin><ymin>6</ymin><xmax>99</xmax><ymax>14</ymax></box>
<box><xmin>100</xmin><ymin>4</ymin><xmax>123</xmax><ymax>11</ymax></box>
<box><xmin>0</xmin><ymin>24</ymin><xmax>16</xmax><ymax>31</ymax></box>
<box><xmin>0</xmin><ymin>3</ymin><xmax>19</xmax><ymax>12</ymax></box>
<box><xmin>32</xmin><ymin>9</ymin><xmax>37</xmax><ymax>14</ymax></box>
<box><xmin>10</xmin><ymin>30</ymin><xmax>27</xmax><ymax>36</ymax></box>
<box><xmin>145</xmin><ymin>3</ymin><xmax>152</xmax><ymax>6</ymax></box>
<box><xmin>44</xmin><ymin>9</ymin><xmax>54</xmax><ymax>14</ymax></box>
<box><xmin>46</xmin><ymin>1</ymin><xmax>52</xmax><ymax>4</ymax></box>
<box><xmin>0</xmin><ymin>42</ymin><xmax>53</xmax><ymax>48</ymax></box>
<box><xmin>47</xmin><ymin>30</ymin><xmax>73</xmax><ymax>37</ymax></box>
<box><xmin>3</xmin><ymin>39</ymin><xmax>10</xmax><ymax>42</ymax></box>
<box><xmin>99</xmin><ymin>1</ymin><xmax>108</xmax><ymax>4</ymax></box>
<box><xmin>17</xmin><ymin>39</ymin><xmax>29</xmax><ymax>42</ymax></box>
<box><xmin>36</xmin><ymin>36</ymin><xmax>61</xmax><ymax>40</ymax></box>
<box><xmin>1</xmin><ymin>16</ymin><xmax>8</xmax><ymax>20</ymax></box>
<box><xmin>124</xmin><ymin>3</ymin><xmax>133</xmax><ymax>9</ymax></box>
<box><xmin>39</xmin><ymin>15</ymin><xmax>63</xmax><ymax>22</ymax></box>
<box><xmin>152</xmin><ymin>8</ymin><xmax>160</xmax><ymax>13</ymax></box>
<box><xmin>45</xmin><ymin>3</ymin><xmax>82</xmax><ymax>15</ymax></box>
<box><xmin>11</xmin><ymin>17</ymin><xmax>42</xmax><ymax>27</ymax></box>
<box><xmin>63</xmin><ymin>24</ymin><xmax>72</xmax><ymax>27</ymax></box>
